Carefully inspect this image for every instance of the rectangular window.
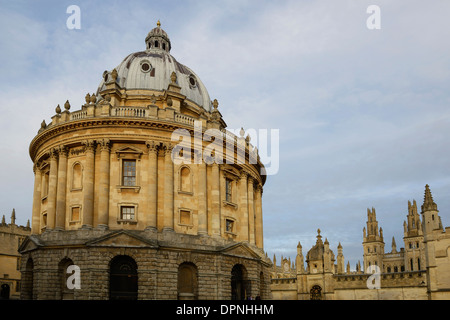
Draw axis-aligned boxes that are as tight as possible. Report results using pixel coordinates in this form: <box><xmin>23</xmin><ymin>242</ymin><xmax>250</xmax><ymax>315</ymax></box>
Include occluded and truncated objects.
<box><xmin>226</xmin><ymin>219</ymin><xmax>234</xmax><ymax>233</ymax></box>
<box><xmin>122</xmin><ymin>160</ymin><xmax>136</xmax><ymax>186</ymax></box>
<box><xmin>43</xmin><ymin>171</ymin><xmax>50</xmax><ymax>197</ymax></box>
<box><xmin>121</xmin><ymin>206</ymin><xmax>135</xmax><ymax>220</ymax></box>
<box><xmin>180</xmin><ymin>210</ymin><xmax>191</xmax><ymax>225</ymax></box>
<box><xmin>225</xmin><ymin>179</ymin><xmax>232</xmax><ymax>202</ymax></box>
<box><xmin>71</xmin><ymin>207</ymin><xmax>80</xmax><ymax>221</ymax></box>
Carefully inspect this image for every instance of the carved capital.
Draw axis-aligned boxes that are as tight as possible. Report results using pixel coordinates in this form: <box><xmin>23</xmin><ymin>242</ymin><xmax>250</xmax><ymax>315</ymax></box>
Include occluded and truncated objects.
<box><xmin>57</xmin><ymin>145</ymin><xmax>69</xmax><ymax>157</ymax></box>
<box><xmin>97</xmin><ymin>138</ymin><xmax>111</xmax><ymax>152</ymax></box>
<box><xmin>83</xmin><ymin>140</ymin><xmax>96</xmax><ymax>153</ymax></box>
<box><xmin>33</xmin><ymin>162</ymin><xmax>41</xmax><ymax>174</ymax></box>
<box><xmin>146</xmin><ymin>140</ymin><xmax>159</xmax><ymax>154</ymax></box>
<box><xmin>48</xmin><ymin>148</ymin><xmax>59</xmax><ymax>160</ymax></box>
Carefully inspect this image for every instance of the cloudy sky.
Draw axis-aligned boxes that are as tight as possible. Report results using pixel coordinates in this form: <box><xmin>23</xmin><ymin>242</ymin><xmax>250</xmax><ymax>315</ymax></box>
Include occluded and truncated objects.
<box><xmin>1</xmin><ymin>0</ymin><xmax>449</xmax><ymax>270</ymax></box>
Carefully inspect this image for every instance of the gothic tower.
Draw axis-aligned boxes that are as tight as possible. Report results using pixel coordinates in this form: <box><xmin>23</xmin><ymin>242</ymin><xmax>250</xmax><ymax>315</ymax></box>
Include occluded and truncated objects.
<box><xmin>362</xmin><ymin>207</ymin><xmax>385</xmax><ymax>272</ymax></box>
<box><xmin>403</xmin><ymin>199</ymin><xmax>425</xmax><ymax>271</ymax></box>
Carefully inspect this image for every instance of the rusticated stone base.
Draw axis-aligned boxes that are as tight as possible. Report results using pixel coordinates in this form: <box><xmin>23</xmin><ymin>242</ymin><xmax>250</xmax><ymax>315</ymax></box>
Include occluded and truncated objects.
<box><xmin>19</xmin><ymin>228</ymin><xmax>272</xmax><ymax>300</ymax></box>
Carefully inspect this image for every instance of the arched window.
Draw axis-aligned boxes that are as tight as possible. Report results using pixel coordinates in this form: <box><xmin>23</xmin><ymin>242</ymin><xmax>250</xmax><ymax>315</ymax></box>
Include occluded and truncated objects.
<box><xmin>109</xmin><ymin>255</ymin><xmax>138</xmax><ymax>300</ymax></box>
<box><xmin>417</xmin><ymin>258</ymin><xmax>421</xmax><ymax>270</ymax></box>
<box><xmin>155</xmin><ymin>41</ymin><xmax>159</xmax><ymax>48</ymax></box>
<box><xmin>410</xmin><ymin>258</ymin><xmax>414</xmax><ymax>271</ymax></box>
<box><xmin>178</xmin><ymin>262</ymin><xmax>198</xmax><ymax>300</ymax></box>
<box><xmin>310</xmin><ymin>285</ymin><xmax>322</xmax><ymax>300</ymax></box>
<box><xmin>72</xmin><ymin>163</ymin><xmax>82</xmax><ymax>190</ymax></box>
<box><xmin>58</xmin><ymin>258</ymin><xmax>75</xmax><ymax>300</ymax></box>
<box><xmin>179</xmin><ymin>166</ymin><xmax>192</xmax><ymax>193</ymax></box>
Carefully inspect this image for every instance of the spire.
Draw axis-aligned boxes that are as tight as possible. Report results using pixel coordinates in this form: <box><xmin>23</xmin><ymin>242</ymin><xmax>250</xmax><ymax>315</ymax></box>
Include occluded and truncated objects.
<box><xmin>11</xmin><ymin>208</ymin><xmax>16</xmax><ymax>225</ymax></box>
<box><xmin>391</xmin><ymin>236</ymin><xmax>397</xmax><ymax>253</ymax></box>
<box><xmin>422</xmin><ymin>184</ymin><xmax>438</xmax><ymax>212</ymax></box>
<box><xmin>1</xmin><ymin>215</ymin><xmax>5</xmax><ymax>225</ymax></box>
<box><xmin>316</xmin><ymin>228</ymin><xmax>323</xmax><ymax>245</ymax></box>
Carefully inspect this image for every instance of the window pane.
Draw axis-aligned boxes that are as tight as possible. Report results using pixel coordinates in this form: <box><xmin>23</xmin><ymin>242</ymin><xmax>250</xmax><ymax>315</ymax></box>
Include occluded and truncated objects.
<box><xmin>121</xmin><ymin>206</ymin><xmax>135</xmax><ymax>220</ymax></box>
<box><xmin>123</xmin><ymin>160</ymin><xmax>136</xmax><ymax>186</ymax></box>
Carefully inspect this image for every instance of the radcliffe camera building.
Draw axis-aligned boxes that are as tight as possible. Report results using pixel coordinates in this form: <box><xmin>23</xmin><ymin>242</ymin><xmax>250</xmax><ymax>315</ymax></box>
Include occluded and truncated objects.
<box><xmin>18</xmin><ymin>22</ymin><xmax>271</xmax><ymax>300</ymax></box>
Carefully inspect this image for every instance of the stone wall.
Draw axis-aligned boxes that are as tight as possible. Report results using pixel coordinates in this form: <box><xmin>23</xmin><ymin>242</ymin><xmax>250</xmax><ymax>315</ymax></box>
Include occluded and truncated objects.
<box><xmin>19</xmin><ymin>229</ymin><xmax>272</xmax><ymax>300</ymax></box>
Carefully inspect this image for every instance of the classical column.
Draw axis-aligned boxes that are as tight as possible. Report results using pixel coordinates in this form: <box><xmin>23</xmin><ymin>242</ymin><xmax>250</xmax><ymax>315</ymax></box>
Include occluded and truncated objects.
<box><xmin>146</xmin><ymin>141</ymin><xmax>158</xmax><ymax>231</ymax></box>
<box><xmin>197</xmin><ymin>150</ymin><xmax>208</xmax><ymax>236</ymax></box>
<box><xmin>255</xmin><ymin>184</ymin><xmax>263</xmax><ymax>249</ymax></box>
<box><xmin>31</xmin><ymin>163</ymin><xmax>42</xmax><ymax>234</ymax></box>
<box><xmin>82</xmin><ymin>140</ymin><xmax>95</xmax><ymax>229</ymax></box>
<box><xmin>55</xmin><ymin>146</ymin><xmax>68</xmax><ymax>230</ymax></box>
<box><xmin>239</xmin><ymin>171</ymin><xmax>249</xmax><ymax>242</ymax></box>
<box><xmin>163</xmin><ymin>143</ymin><xmax>174</xmax><ymax>232</ymax></box>
<box><xmin>97</xmin><ymin>139</ymin><xmax>110</xmax><ymax>229</ymax></box>
<box><xmin>46</xmin><ymin>148</ymin><xmax>58</xmax><ymax>230</ymax></box>
<box><xmin>247</xmin><ymin>176</ymin><xmax>255</xmax><ymax>244</ymax></box>
<box><xmin>211</xmin><ymin>162</ymin><xmax>221</xmax><ymax>237</ymax></box>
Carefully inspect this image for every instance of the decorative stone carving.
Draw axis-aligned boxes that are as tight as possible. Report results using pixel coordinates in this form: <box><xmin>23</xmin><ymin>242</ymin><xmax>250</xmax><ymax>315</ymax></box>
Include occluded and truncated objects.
<box><xmin>170</xmin><ymin>71</ymin><xmax>177</xmax><ymax>84</ymax></box>
<box><xmin>82</xmin><ymin>140</ymin><xmax>96</xmax><ymax>152</ymax></box>
<box><xmin>111</xmin><ymin>68</ymin><xmax>118</xmax><ymax>81</ymax></box>
<box><xmin>55</xmin><ymin>104</ymin><xmax>61</xmax><ymax>114</ymax></box>
<box><xmin>89</xmin><ymin>93</ymin><xmax>96</xmax><ymax>104</ymax></box>
<box><xmin>64</xmin><ymin>100</ymin><xmax>71</xmax><ymax>111</ymax></box>
<box><xmin>97</xmin><ymin>138</ymin><xmax>111</xmax><ymax>152</ymax></box>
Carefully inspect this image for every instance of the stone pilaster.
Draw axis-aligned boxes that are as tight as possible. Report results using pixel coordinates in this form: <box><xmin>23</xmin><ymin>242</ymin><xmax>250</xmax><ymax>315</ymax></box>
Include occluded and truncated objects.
<box><xmin>196</xmin><ymin>150</ymin><xmax>208</xmax><ymax>236</ymax></box>
<box><xmin>211</xmin><ymin>162</ymin><xmax>221</xmax><ymax>237</ymax></box>
<box><xmin>55</xmin><ymin>145</ymin><xmax>68</xmax><ymax>230</ymax></box>
<box><xmin>82</xmin><ymin>140</ymin><xmax>95</xmax><ymax>229</ymax></box>
<box><xmin>255</xmin><ymin>184</ymin><xmax>263</xmax><ymax>249</ymax></box>
<box><xmin>97</xmin><ymin>139</ymin><xmax>110</xmax><ymax>229</ymax></box>
<box><xmin>31</xmin><ymin>163</ymin><xmax>42</xmax><ymax>234</ymax></box>
<box><xmin>163</xmin><ymin>143</ymin><xmax>174</xmax><ymax>232</ymax></box>
<box><xmin>247</xmin><ymin>176</ymin><xmax>255</xmax><ymax>245</ymax></box>
<box><xmin>239</xmin><ymin>171</ymin><xmax>248</xmax><ymax>242</ymax></box>
<box><xmin>46</xmin><ymin>148</ymin><xmax>58</xmax><ymax>230</ymax></box>
<box><xmin>146</xmin><ymin>141</ymin><xmax>158</xmax><ymax>231</ymax></box>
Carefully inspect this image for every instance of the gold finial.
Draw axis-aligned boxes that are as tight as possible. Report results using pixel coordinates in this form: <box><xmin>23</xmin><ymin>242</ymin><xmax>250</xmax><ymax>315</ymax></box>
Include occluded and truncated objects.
<box><xmin>157</xmin><ymin>20</ymin><xmax>161</xmax><ymax>27</ymax></box>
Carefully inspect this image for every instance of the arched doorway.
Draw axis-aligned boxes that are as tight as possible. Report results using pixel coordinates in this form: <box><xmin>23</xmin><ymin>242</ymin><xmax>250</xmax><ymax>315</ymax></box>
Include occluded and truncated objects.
<box><xmin>109</xmin><ymin>255</ymin><xmax>138</xmax><ymax>300</ymax></box>
<box><xmin>58</xmin><ymin>258</ymin><xmax>75</xmax><ymax>300</ymax></box>
<box><xmin>22</xmin><ymin>258</ymin><xmax>34</xmax><ymax>300</ymax></box>
<box><xmin>231</xmin><ymin>264</ymin><xmax>250</xmax><ymax>300</ymax></box>
<box><xmin>178</xmin><ymin>262</ymin><xmax>198</xmax><ymax>300</ymax></box>
<box><xmin>0</xmin><ymin>284</ymin><xmax>10</xmax><ymax>300</ymax></box>
<box><xmin>310</xmin><ymin>285</ymin><xmax>322</xmax><ymax>300</ymax></box>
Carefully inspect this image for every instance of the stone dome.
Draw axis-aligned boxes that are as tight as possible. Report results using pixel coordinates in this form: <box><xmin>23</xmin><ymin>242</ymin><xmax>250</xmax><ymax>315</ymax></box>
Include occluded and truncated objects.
<box><xmin>97</xmin><ymin>21</ymin><xmax>212</xmax><ymax>111</ymax></box>
<box><xmin>306</xmin><ymin>229</ymin><xmax>335</xmax><ymax>262</ymax></box>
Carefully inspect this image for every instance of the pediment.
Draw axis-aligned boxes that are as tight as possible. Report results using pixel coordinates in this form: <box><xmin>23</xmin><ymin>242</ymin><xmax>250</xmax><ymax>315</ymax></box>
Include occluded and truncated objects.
<box><xmin>86</xmin><ymin>230</ymin><xmax>157</xmax><ymax>248</ymax></box>
<box><xmin>18</xmin><ymin>235</ymin><xmax>43</xmax><ymax>253</ymax></box>
<box><xmin>115</xmin><ymin>145</ymin><xmax>144</xmax><ymax>159</ymax></box>
<box><xmin>221</xmin><ymin>242</ymin><xmax>262</xmax><ymax>260</ymax></box>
